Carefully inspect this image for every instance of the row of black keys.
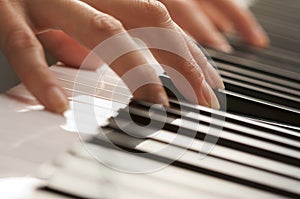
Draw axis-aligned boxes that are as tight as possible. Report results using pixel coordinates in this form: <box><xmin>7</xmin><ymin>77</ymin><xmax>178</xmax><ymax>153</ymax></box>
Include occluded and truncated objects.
<box><xmin>86</xmin><ymin>98</ymin><xmax>300</xmax><ymax>198</ymax></box>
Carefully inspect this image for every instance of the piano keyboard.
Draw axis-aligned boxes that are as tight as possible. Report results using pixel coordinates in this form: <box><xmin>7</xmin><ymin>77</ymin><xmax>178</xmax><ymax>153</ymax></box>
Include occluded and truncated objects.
<box><xmin>32</xmin><ymin>98</ymin><xmax>300</xmax><ymax>198</ymax></box>
<box><xmin>28</xmin><ymin>0</ymin><xmax>299</xmax><ymax>198</ymax></box>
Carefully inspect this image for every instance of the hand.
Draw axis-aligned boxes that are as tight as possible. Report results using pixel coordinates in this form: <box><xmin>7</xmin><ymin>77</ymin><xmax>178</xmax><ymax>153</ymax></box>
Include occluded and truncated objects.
<box><xmin>0</xmin><ymin>0</ymin><xmax>223</xmax><ymax>113</ymax></box>
<box><xmin>160</xmin><ymin>0</ymin><xmax>270</xmax><ymax>52</ymax></box>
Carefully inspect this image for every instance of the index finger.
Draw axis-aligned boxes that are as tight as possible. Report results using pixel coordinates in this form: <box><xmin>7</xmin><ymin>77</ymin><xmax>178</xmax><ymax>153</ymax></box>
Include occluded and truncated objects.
<box><xmin>0</xmin><ymin>3</ymin><xmax>69</xmax><ymax>113</ymax></box>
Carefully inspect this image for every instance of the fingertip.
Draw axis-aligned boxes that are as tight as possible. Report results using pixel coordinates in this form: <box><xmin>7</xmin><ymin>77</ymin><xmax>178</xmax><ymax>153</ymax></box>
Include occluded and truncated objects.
<box><xmin>45</xmin><ymin>86</ymin><xmax>70</xmax><ymax>114</ymax></box>
<box><xmin>202</xmin><ymin>62</ymin><xmax>225</xmax><ymax>90</ymax></box>
<box><xmin>208</xmin><ymin>89</ymin><xmax>220</xmax><ymax>109</ymax></box>
<box><xmin>215</xmin><ymin>43</ymin><xmax>234</xmax><ymax>54</ymax></box>
<box><xmin>157</xmin><ymin>91</ymin><xmax>170</xmax><ymax>107</ymax></box>
<box><xmin>133</xmin><ymin>84</ymin><xmax>169</xmax><ymax>107</ymax></box>
<box><xmin>204</xmin><ymin>33</ymin><xmax>234</xmax><ymax>53</ymax></box>
<box><xmin>251</xmin><ymin>28</ymin><xmax>270</xmax><ymax>48</ymax></box>
<box><xmin>199</xmin><ymin>80</ymin><xmax>220</xmax><ymax>109</ymax></box>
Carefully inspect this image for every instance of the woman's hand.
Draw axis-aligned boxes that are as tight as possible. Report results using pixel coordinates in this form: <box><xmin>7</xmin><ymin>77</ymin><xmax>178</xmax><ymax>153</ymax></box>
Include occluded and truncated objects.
<box><xmin>0</xmin><ymin>0</ymin><xmax>225</xmax><ymax>113</ymax></box>
<box><xmin>160</xmin><ymin>0</ymin><xmax>270</xmax><ymax>52</ymax></box>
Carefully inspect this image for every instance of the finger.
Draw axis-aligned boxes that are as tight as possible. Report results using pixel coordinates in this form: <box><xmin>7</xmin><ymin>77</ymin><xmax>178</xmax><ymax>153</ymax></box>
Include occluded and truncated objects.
<box><xmin>198</xmin><ymin>1</ymin><xmax>234</xmax><ymax>33</ymax></box>
<box><xmin>161</xmin><ymin>0</ymin><xmax>233</xmax><ymax>53</ymax></box>
<box><xmin>37</xmin><ymin>30</ymin><xmax>103</xmax><ymax>70</ymax></box>
<box><xmin>210</xmin><ymin>0</ymin><xmax>270</xmax><ymax>47</ymax></box>
<box><xmin>175</xmin><ymin>24</ymin><xmax>225</xmax><ymax>90</ymax></box>
<box><xmin>0</xmin><ymin>3</ymin><xmax>69</xmax><ymax>113</ymax></box>
<box><xmin>28</xmin><ymin>0</ymin><xmax>169</xmax><ymax>106</ymax></box>
<box><xmin>82</xmin><ymin>0</ymin><xmax>220</xmax><ymax>108</ymax></box>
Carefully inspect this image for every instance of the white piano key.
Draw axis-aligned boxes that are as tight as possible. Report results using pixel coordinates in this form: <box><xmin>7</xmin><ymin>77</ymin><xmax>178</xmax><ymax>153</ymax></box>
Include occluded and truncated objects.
<box><xmin>26</xmin><ymin>190</ymin><xmax>74</xmax><ymax>199</ymax></box>
<box><xmin>61</xmin><ymin>143</ymin><xmax>283</xmax><ymax>199</ymax></box>
<box><xmin>99</xmin><ymin>131</ymin><xmax>300</xmax><ymax>196</ymax></box>
<box><xmin>42</xmin><ymin>159</ymin><xmax>215</xmax><ymax>199</ymax></box>
<box><xmin>150</xmin><ymin>130</ymin><xmax>300</xmax><ymax>179</ymax></box>
<box><xmin>168</xmin><ymin>99</ymin><xmax>300</xmax><ymax>139</ymax></box>
<box><xmin>130</xmin><ymin>103</ymin><xmax>300</xmax><ymax>149</ymax></box>
<box><xmin>46</xmin><ymin>169</ymin><xmax>113</xmax><ymax>199</ymax></box>
<box><xmin>171</xmin><ymin>117</ymin><xmax>300</xmax><ymax>160</ymax></box>
<box><xmin>116</xmin><ymin>107</ymin><xmax>300</xmax><ymax>163</ymax></box>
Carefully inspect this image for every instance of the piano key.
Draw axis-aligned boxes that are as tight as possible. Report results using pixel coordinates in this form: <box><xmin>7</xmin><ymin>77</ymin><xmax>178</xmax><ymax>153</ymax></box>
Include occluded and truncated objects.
<box><xmin>31</xmin><ymin>1</ymin><xmax>300</xmax><ymax>198</ymax></box>
<box><xmin>100</xmin><ymin>129</ymin><xmax>300</xmax><ymax>189</ymax></box>
<box><xmin>167</xmin><ymin>99</ymin><xmax>300</xmax><ymax>139</ymax></box>
<box><xmin>261</xmin><ymin>33</ymin><xmax>300</xmax><ymax>54</ymax></box>
<box><xmin>44</xmin><ymin>168</ymin><xmax>113</xmax><ymax>199</ymax></box>
<box><xmin>110</xmin><ymin>104</ymin><xmax>300</xmax><ymax>166</ymax></box>
<box><xmin>128</xmin><ymin>101</ymin><xmax>300</xmax><ymax>149</ymax></box>
<box><xmin>252</xmin><ymin>0</ymin><xmax>300</xmax><ymax>21</ymax></box>
<box><xmin>218</xmin><ymin>88</ymin><xmax>300</xmax><ymax>127</ymax></box>
<box><xmin>88</xmin><ymin>133</ymin><xmax>300</xmax><ymax>198</ymax></box>
<box><xmin>160</xmin><ymin>74</ymin><xmax>300</xmax><ymax>127</ymax></box>
<box><xmin>67</xmin><ymin>143</ymin><xmax>286</xmax><ymax>199</ymax></box>
<box><xmin>100</xmin><ymin>126</ymin><xmax>300</xmax><ymax>180</ymax></box>
<box><xmin>215</xmin><ymin>61</ymin><xmax>300</xmax><ymax>93</ymax></box>
<box><xmin>160</xmin><ymin>75</ymin><xmax>300</xmax><ymax>137</ymax></box>
<box><xmin>226</xmin><ymin>43</ymin><xmax>300</xmax><ymax>69</ymax></box>
<box><xmin>206</xmin><ymin>49</ymin><xmax>300</xmax><ymax>82</ymax></box>
<box><xmin>255</xmin><ymin>17</ymin><xmax>300</xmax><ymax>41</ymax></box>
<box><xmin>42</xmin><ymin>151</ymin><xmax>230</xmax><ymax>199</ymax></box>
<box><xmin>220</xmin><ymin>73</ymin><xmax>300</xmax><ymax>105</ymax></box>
<box><xmin>26</xmin><ymin>189</ymin><xmax>74</xmax><ymax>199</ymax></box>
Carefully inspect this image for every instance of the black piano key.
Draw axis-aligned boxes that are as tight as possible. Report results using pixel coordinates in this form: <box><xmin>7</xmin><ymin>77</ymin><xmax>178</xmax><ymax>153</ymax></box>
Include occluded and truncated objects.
<box><xmin>255</xmin><ymin>17</ymin><xmax>300</xmax><ymax>42</ymax></box>
<box><xmin>27</xmin><ymin>189</ymin><xmax>76</xmax><ymax>199</ymax></box>
<box><xmin>99</xmin><ymin>128</ymin><xmax>300</xmax><ymax>184</ymax></box>
<box><xmin>99</xmin><ymin>127</ymin><xmax>300</xmax><ymax>183</ymax></box>
<box><xmin>128</xmin><ymin>100</ymin><xmax>300</xmax><ymax>148</ymax></box>
<box><xmin>266</xmin><ymin>34</ymin><xmax>300</xmax><ymax>53</ymax></box>
<box><xmin>215</xmin><ymin>61</ymin><xmax>300</xmax><ymax>94</ymax></box>
<box><xmin>224</xmin><ymin>44</ymin><xmax>300</xmax><ymax>70</ymax></box>
<box><xmin>109</xmin><ymin>104</ymin><xmax>300</xmax><ymax>167</ymax></box>
<box><xmin>160</xmin><ymin>74</ymin><xmax>300</xmax><ymax>128</ymax></box>
<box><xmin>206</xmin><ymin>49</ymin><xmax>300</xmax><ymax>82</ymax></box>
<box><xmin>252</xmin><ymin>0</ymin><xmax>300</xmax><ymax>21</ymax></box>
<box><xmin>204</xmin><ymin>0</ymin><xmax>300</xmax><ymax>81</ymax></box>
<box><xmin>167</xmin><ymin>98</ymin><xmax>300</xmax><ymax>138</ymax></box>
<box><xmin>221</xmin><ymin>74</ymin><xmax>300</xmax><ymax>108</ymax></box>
<box><xmin>103</xmin><ymin>116</ymin><xmax>300</xmax><ymax>180</ymax></box>
<box><xmin>219</xmin><ymin>88</ymin><xmax>300</xmax><ymax>127</ymax></box>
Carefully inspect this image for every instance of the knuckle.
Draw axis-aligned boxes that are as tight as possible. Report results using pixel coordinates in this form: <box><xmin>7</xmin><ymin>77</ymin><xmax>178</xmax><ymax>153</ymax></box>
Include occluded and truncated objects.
<box><xmin>91</xmin><ymin>14</ymin><xmax>124</xmax><ymax>34</ymax></box>
<box><xmin>22</xmin><ymin>66</ymin><xmax>52</xmax><ymax>87</ymax></box>
<box><xmin>4</xmin><ymin>30</ymin><xmax>40</xmax><ymax>54</ymax></box>
<box><xmin>192</xmin><ymin>67</ymin><xmax>205</xmax><ymax>82</ymax></box>
<box><xmin>138</xmin><ymin>0</ymin><xmax>170</xmax><ymax>21</ymax></box>
<box><xmin>200</xmin><ymin>58</ymin><xmax>209</xmax><ymax>70</ymax></box>
<box><xmin>185</xmin><ymin>64</ymin><xmax>205</xmax><ymax>83</ymax></box>
<box><xmin>169</xmin><ymin>0</ymin><xmax>186</xmax><ymax>7</ymax></box>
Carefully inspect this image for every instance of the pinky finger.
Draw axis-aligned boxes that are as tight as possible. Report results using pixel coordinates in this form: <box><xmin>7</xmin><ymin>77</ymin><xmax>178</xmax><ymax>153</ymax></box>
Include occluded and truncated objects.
<box><xmin>211</xmin><ymin>0</ymin><xmax>270</xmax><ymax>47</ymax></box>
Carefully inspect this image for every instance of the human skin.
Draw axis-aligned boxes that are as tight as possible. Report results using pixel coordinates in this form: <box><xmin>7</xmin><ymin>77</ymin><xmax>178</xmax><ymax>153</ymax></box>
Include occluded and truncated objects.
<box><xmin>0</xmin><ymin>0</ymin><xmax>268</xmax><ymax>113</ymax></box>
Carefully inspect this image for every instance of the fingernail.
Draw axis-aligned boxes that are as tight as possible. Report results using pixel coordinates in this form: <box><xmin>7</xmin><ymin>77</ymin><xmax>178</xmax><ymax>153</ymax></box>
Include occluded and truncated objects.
<box><xmin>209</xmin><ymin>34</ymin><xmax>234</xmax><ymax>53</ymax></box>
<box><xmin>46</xmin><ymin>86</ymin><xmax>69</xmax><ymax>113</ymax></box>
<box><xmin>206</xmin><ymin>62</ymin><xmax>225</xmax><ymax>89</ymax></box>
<box><xmin>156</xmin><ymin>92</ymin><xmax>170</xmax><ymax>107</ymax></box>
<box><xmin>253</xmin><ymin>28</ymin><xmax>270</xmax><ymax>47</ymax></box>
<box><xmin>216</xmin><ymin>44</ymin><xmax>234</xmax><ymax>54</ymax></box>
<box><xmin>200</xmin><ymin>80</ymin><xmax>220</xmax><ymax>109</ymax></box>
